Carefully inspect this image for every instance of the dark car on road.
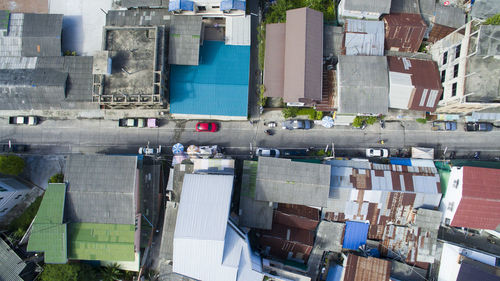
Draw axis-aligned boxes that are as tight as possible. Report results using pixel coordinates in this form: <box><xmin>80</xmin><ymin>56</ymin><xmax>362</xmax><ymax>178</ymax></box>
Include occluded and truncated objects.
<box><xmin>282</xmin><ymin>120</ymin><xmax>312</xmax><ymax>130</ymax></box>
<box><xmin>465</xmin><ymin>122</ymin><xmax>493</xmax><ymax>132</ymax></box>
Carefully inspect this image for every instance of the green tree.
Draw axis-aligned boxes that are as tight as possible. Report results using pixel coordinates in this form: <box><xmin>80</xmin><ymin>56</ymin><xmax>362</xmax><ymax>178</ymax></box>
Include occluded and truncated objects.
<box><xmin>101</xmin><ymin>263</ymin><xmax>122</xmax><ymax>281</ymax></box>
<box><xmin>484</xmin><ymin>13</ymin><xmax>500</xmax><ymax>25</ymax></box>
<box><xmin>49</xmin><ymin>173</ymin><xmax>64</xmax><ymax>183</ymax></box>
<box><xmin>282</xmin><ymin>107</ymin><xmax>299</xmax><ymax>118</ymax></box>
<box><xmin>8</xmin><ymin>196</ymin><xmax>42</xmax><ymax>234</ymax></box>
<box><xmin>0</xmin><ymin>155</ymin><xmax>25</xmax><ymax>176</ymax></box>
<box><xmin>352</xmin><ymin>116</ymin><xmax>363</xmax><ymax>128</ymax></box>
<box><xmin>41</xmin><ymin>264</ymin><xmax>79</xmax><ymax>281</ymax></box>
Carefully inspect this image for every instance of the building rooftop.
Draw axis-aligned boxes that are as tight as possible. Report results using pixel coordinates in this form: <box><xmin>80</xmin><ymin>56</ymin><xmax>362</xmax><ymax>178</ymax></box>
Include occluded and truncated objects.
<box><xmin>323</xmin><ymin>25</ymin><xmax>343</xmax><ymax>58</ymax></box>
<box><xmin>344</xmin><ymin>19</ymin><xmax>385</xmax><ymax>56</ymax></box>
<box><xmin>476</xmin><ymin>25</ymin><xmax>500</xmax><ymax>57</ymax></box>
<box><xmin>383</xmin><ymin>13</ymin><xmax>427</xmax><ymax>53</ymax></box>
<box><xmin>343</xmin><ymin>221</ymin><xmax>369</xmax><ymax>250</ymax></box>
<box><xmin>106</xmin><ymin>9</ymin><xmax>171</xmax><ymax>26</ymax></box>
<box><xmin>471</xmin><ymin>0</ymin><xmax>500</xmax><ymax>20</ymax></box>
<box><xmin>314</xmin><ymin>221</ymin><xmax>344</xmax><ymax>253</ymax></box>
<box><xmin>169</xmin><ymin>40</ymin><xmax>250</xmax><ymax>117</ymax></box>
<box><xmin>263</xmin><ymin>23</ymin><xmax>285</xmax><ymax>99</ymax></box>
<box><xmin>168</xmin><ymin>15</ymin><xmax>202</xmax><ymax>66</ymax></box>
<box><xmin>64</xmin><ymin>154</ymin><xmax>138</xmax><ymax>225</ymax></box>
<box><xmin>337</xmin><ymin>55</ymin><xmax>389</xmax><ymax>114</ymax></box>
<box><xmin>0</xmin><ymin>238</ymin><xmax>26</xmax><ymax>281</ymax></box>
<box><xmin>434</xmin><ymin>4</ymin><xmax>466</xmax><ymax>29</ymax></box>
<box><xmin>342</xmin><ymin>0</ymin><xmax>391</xmax><ymax>14</ymax></box>
<box><xmin>27</xmin><ymin>183</ymin><xmax>67</xmax><ymax>264</ymax></box>
<box><xmin>121</xmin><ymin>0</ymin><xmax>169</xmax><ymax>8</ymax></box>
<box><xmin>344</xmin><ymin>255</ymin><xmax>391</xmax><ymax>281</ymax></box>
<box><xmin>255</xmin><ymin>157</ymin><xmax>330</xmax><ymax>207</ymax></box>
<box><xmin>388</xmin><ymin>56</ymin><xmax>442</xmax><ymax>112</ymax></box>
<box><xmin>451</xmin><ymin>166</ymin><xmax>500</xmax><ymax>230</ymax></box>
<box><xmin>283</xmin><ymin>7</ymin><xmax>323</xmax><ymax>104</ymax></box>
<box><xmin>390</xmin><ymin>0</ymin><xmax>420</xmax><ymax>14</ymax></box>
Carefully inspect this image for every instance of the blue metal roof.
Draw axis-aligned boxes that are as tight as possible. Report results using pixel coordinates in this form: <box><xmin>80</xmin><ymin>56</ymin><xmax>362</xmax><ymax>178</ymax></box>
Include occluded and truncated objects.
<box><xmin>326</xmin><ymin>264</ymin><xmax>343</xmax><ymax>281</ymax></box>
<box><xmin>170</xmin><ymin>41</ymin><xmax>250</xmax><ymax>117</ymax></box>
<box><xmin>343</xmin><ymin>221</ymin><xmax>369</xmax><ymax>250</ymax></box>
<box><xmin>220</xmin><ymin>0</ymin><xmax>246</xmax><ymax>11</ymax></box>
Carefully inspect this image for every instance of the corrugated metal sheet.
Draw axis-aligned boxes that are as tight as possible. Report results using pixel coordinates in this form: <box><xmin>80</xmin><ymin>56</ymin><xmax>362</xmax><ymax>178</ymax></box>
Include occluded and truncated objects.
<box><xmin>383</xmin><ymin>13</ymin><xmax>427</xmax><ymax>53</ymax></box>
<box><xmin>344</xmin><ymin>255</ymin><xmax>391</xmax><ymax>281</ymax></box>
<box><xmin>343</xmin><ymin>0</ymin><xmax>391</xmax><ymax>14</ymax></box>
<box><xmin>225</xmin><ymin>15</ymin><xmax>251</xmax><ymax>46</ymax></box>
<box><xmin>283</xmin><ymin>7</ymin><xmax>323</xmax><ymax>103</ymax></box>
<box><xmin>0</xmin><ymin>238</ymin><xmax>26</xmax><ymax>281</ymax></box>
<box><xmin>263</xmin><ymin>23</ymin><xmax>285</xmax><ymax>98</ymax></box>
<box><xmin>388</xmin><ymin>56</ymin><xmax>442</xmax><ymax>112</ymax></box>
<box><xmin>169</xmin><ymin>15</ymin><xmax>202</xmax><ymax>66</ymax></box>
<box><xmin>337</xmin><ymin>55</ymin><xmax>389</xmax><ymax>114</ymax></box>
<box><xmin>343</xmin><ymin>221</ymin><xmax>369</xmax><ymax>250</ymax></box>
<box><xmin>344</xmin><ymin>19</ymin><xmax>385</xmax><ymax>56</ymax></box>
<box><xmin>451</xmin><ymin>167</ymin><xmax>500</xmax><ymax>230</ymax></box>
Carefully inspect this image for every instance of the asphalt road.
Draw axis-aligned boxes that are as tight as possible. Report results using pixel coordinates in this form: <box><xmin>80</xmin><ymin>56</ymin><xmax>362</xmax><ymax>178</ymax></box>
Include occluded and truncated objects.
<box><xmin>1</xmin><ymin>118</ymin><xmax>500</xmax><ymax>159</ymax></box>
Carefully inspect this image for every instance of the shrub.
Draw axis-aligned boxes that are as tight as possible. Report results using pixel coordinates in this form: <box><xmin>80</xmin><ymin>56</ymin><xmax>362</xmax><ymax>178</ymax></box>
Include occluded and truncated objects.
<box><xmin>41</xmin><ymin>264</ymin><xmax>97</xmax><ymax>281</ymax></box>
<box><xmin>352</xmin><ymin>116</ymin><xmax>364</xmax><ymax>128</ymax></box>
<box><xmin>365</xmin><ymin>116</ymin><xmax>378</xmax><ymax>125</ymax></box>
<box><xmin>258</xmin><ymin>85</ymin><xmax>267</xmax><ymax>107</ymax></box>
<box><xmin>257</xmin><ymin>24</ymin><xmax>266</xmax><ymax>70</ymax></box>
<box><xmin>0</xmin><ymin>155</ymin><xmax>25</xmax><ymax>176</ymax></box>
<box><xmin>416</xmin><ymin>118</ymin><xmax>427</xmax><ymax>124</ymax></box>
<box><xmin>8</xmin><ymin>196</ymin><xmax>42</xmax><ymax>235</ymax></box>
<box><xmin>49</xmin><ymin>173</ymin><xmax>64</xmax><ymax>183</ymax></box>
<box><xmin>484</xmin><ymin>13</ymin><xmax>500</xmax><ymax>25</ymax></box>
<box><xmin>282</xmin><ymin>107</ymin><xmax>299</xmax><ymax>118</ymax></box>
<box><xmin>297</xmin><ymin>108</ymin><xmax>316</xmax><ymax>119</ymax></box>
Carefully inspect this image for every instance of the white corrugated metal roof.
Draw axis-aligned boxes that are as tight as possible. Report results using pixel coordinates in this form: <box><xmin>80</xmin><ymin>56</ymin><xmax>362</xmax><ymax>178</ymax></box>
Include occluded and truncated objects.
<box><xmin>225</xmin><ymin>15</ymin><xmax>251</xmax><ymax>46</ymax></box>
<box><xmin>389</xmin><ymin>71</ymin><xmax>414</xmax><ymax>109</ymax></box>
<box><xmin>173</xmin><ymin>174</ymin><xmax>263</xmax><ymax>281</ymax></box>
<box><xmin>345</xmin><ymin>19</ymin><xmax>384</xmax><ymax>56</ymax></box>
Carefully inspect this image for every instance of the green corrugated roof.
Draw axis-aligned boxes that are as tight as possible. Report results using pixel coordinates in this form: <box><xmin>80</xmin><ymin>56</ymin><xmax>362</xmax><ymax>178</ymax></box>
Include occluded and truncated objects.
<box><xmin>34</xmin><ymin>183</ymin><xmax>66</xmax><ymax>223</ymax></box>
<box><xmin>27</xmin><ymin>183</ymin><xmax>68</xmax><ymax>264</ymax></box>
<box><xmin>241</xmin><ymin>160</ymin><xmax>258</xmax><ymax>198</ymax></box>
<box><xmin>28</xmin><ymin>224</ymin><xmax>67</xmax><ymax>264</ymax></box>
<box><xmin>68</xmin><ymin>223</ymin><xmax>135</xmax><ymax>262</ymax></box>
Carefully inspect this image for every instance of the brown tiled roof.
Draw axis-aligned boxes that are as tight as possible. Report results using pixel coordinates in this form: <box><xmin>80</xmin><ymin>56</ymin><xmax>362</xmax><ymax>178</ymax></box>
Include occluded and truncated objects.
<box><xmin>383</xmin><ymin>13</ymin><xmax>427</xmax><ymax>53</ymax></box>
<box><xmin>263</xmin><ymin>23</ymin><xmax>286</xmax><ymax>98</ymax></box>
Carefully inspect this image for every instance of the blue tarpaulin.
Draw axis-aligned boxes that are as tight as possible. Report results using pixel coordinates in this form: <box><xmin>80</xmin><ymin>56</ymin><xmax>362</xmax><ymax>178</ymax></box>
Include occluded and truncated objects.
<box><xmin>220</xmin><ymin>0</ymin><xmax>246</xmax><ymax>11</ymax></box>
<box><xmin>389</xmin><ymin>157</ymin><xmax>412</xmax><ymax>166</ymax></box>
<box><xmin>343</xmin><ymin>221</ymin><xmax>369</xmax><ymax>250</ymax></box>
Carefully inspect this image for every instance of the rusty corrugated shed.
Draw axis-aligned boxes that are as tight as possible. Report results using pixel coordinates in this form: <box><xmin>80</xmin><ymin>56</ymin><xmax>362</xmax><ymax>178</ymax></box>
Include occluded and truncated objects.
<box><xmin>451</xmin><ymin>167</ymin><xmax>500</xmax><ymax>230</ymax></box>
<box><xmin>283</xmin><ymin>7</ymin><xmax>323</xmax><ymax>103</ymax></box>
<box><xmin>263</xmin><ymin>23</ymin><xmax>286</xmax><ymax>98</ymax></box>
<box><xmin>388</xmin><ymin>56</ymin><xmax>442</xmax><ymax>112</ymax></box>
<box><xmin>383</xmin><ymin>13</ymin><xmax>427</xmax><ymax>53</ymax></box>
<box><xmin>344</xmin><ymin>255</ymin><xmax>391</xmax><ymax>281</ymax></box>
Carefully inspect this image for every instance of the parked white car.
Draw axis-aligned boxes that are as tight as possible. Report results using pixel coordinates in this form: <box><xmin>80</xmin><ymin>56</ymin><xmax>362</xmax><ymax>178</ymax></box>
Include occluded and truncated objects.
<box><xmin>255</xmin><ymin>148</ymin><xmax>280</xmax><ymax>158</ymax></box>
<box><xmin>366</xmin><ymin>148</ymin><xmax>389</xmax><ymax>158</ymax></box>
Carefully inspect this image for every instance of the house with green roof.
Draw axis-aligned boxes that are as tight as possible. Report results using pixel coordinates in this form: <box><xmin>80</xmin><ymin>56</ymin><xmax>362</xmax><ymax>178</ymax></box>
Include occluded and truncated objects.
<box><xmin>27</xmin><ymin>155</ymin><xmax>143</xmax><ymax>271</ymax></box>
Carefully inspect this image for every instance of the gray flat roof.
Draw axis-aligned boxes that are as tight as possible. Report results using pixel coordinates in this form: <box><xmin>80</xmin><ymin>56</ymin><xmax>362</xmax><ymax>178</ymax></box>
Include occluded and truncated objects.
<box><xmin>168</xmin><ymin>15</ymin><xmax>202</xmax><ymax>66</ymax></box>
<box><xmin>121</xmin><ymin>0</ymin><xmax>168</xmax><ymax>8</ymax></box>
<box><xmin>471</xmin><ymin>0</ymin><xmax>500</xmax><ymax>20</ymax></box>
<box><xmin>255</xmin><ymin>157</ymin><xmax>330</xmax><ymax>207</ymax></box>
<box><xmin>106</xmin><ymin>9</ymin><xmax>171</xmax><ymax>26</ymax></box>
<box><xmin>343</xmin><ymin>0</ymin><xmax>391</xmax><ymax>14</ymax></box>
<box><xmin>390</xmin><ymin>0</ymin><xmax>420</xmax><ymax>14</ymax></box>
<box><xmin>434</xmin><ymin>5</ymin><xmax>465</xmax><ymax>29</ymax></box>
<box><xmin>64</xmin><ymin>155</ymin><xmax>138</xmax><ymax>225</ymax></box>
<box><xmin>22</xmin><ymin>13</ymin><xmax>63</xmax><ymax>57</ymax></box>
<box><xmin>337</xmin><ymin>55</ymin><xmax>389</xmax><ymax>114</ymax></box>
<box><xmin>314</xmin><ymin>221</ymin><xmax>344</xmax><ymax>252</ymax></box>
<box><xmin>476</xmin><ymin>25</ymin><xmax>500</xmax><ymax>57</ymax></box>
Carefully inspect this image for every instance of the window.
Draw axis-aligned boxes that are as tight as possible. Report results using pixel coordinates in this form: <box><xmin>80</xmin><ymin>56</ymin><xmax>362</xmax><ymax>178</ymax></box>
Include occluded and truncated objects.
<box><xmin>453</xmin><ymin>64</ymin><xmax>459</xmax><ymax>78</ymax></box>
<box><xmin>197</xmin><ymin>6</ymin><xmax>206</xmax><ymax>11</ymax></box>
<box><xmin>447</xmin><ymin>202</ymin><xmax>455</xmax><ymax>211</ymax></box>
<box><xmin>441</xmin><ymin>70</ymin><xmax>446</xmax><ymax>83</ymax></box>
<box><xmin>212</xmin><ymin>5</ymin><xmax>220</xmax><ymax>8</ymax></box>
<box><xmin>15</xmin><ymin>194</ymin><xmax>22</xmax><ymax>199</ymax></box>
<box><xmin>0</xmin><ymin>197</ymin><xmax>3</xmax><ymax>201</ymax></box>
<box><xmin>455</xmin><ymin>44</ymin><xmax>461</xmax><ymax>58</ymax></box>
<box><xmin>445</xmin><ymin>218</ymin><xmax>451</xmax><ymax>225</ymax></box>
<box><xmin>442</xmin><ymin>51</ymin><xmax>448</xmax><ymax>65</ymax></box>
<box><xmin>452</xmin><ymin>82</ymin><xmax>457</xmax><ymax>97</ymax></box>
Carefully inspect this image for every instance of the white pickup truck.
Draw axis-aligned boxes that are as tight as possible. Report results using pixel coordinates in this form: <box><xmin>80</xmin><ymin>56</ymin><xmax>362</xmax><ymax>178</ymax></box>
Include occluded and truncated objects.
<box><xmin>9</xmin><ymin>116</ymin><xmax>38</xmax><ymax>125</ymax></box>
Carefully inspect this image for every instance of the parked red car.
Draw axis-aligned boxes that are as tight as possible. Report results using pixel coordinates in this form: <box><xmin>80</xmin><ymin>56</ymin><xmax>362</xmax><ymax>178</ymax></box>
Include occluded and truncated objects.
<box><xmin>195</xmin><ymin>122</ymin><xmax>218</xmax><ymax>132</ymax></box>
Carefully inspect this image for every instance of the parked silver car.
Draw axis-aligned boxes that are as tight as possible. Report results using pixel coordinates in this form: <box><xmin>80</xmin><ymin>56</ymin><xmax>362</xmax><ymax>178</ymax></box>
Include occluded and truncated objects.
<box><xmin>255</xmin><ymin>148</ymin><xmax>280</xmax><ymax>158</ymax></box>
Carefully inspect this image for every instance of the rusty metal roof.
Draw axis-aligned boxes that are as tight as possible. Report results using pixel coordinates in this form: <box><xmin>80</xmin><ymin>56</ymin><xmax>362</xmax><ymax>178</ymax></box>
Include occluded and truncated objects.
<box><xmin>383</xmin><ymin>13</ymin><xmax>427</xmax><ymax>53</ymax></box>
<box><xmin>344</xmin><ymin>255</ymin><xmax>391</xmax><ymax>281</ymax></box>
<box><xmin>387</xmin><ymin>56</ymin><xmax>442</xmax><ymax>112</ymax></box>
<box><xmin>451</xmin><ymin>166</ymin><xmax>500</xmax><ymax>230</ymax></box>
